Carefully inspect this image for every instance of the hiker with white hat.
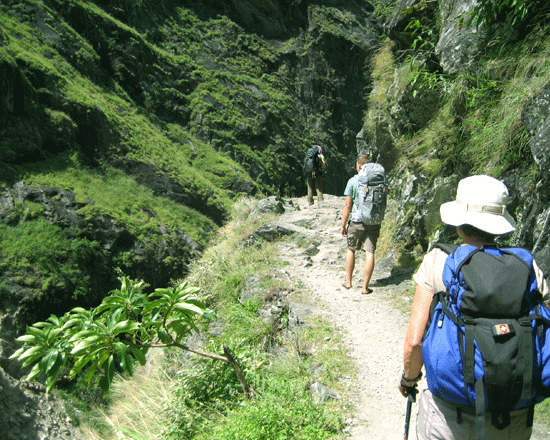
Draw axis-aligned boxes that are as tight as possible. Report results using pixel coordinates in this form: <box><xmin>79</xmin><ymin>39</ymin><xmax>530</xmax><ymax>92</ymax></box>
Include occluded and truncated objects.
<box><xmin>398</xmin><ymin>175</ymin><xmax>549</xmax><ymax>440</ymax></box>
<box><xmin>439</xmin><ymin>174</ymin><xmax>517</xmax><ymax>235</ymax></box>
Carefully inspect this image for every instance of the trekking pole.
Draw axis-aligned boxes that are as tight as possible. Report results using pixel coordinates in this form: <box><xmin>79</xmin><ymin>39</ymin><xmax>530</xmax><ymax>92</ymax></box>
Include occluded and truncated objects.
<box><xmin>403</xmin><ymin>389</ymin><xmax>416</xmax><ymax>440</ymax></box>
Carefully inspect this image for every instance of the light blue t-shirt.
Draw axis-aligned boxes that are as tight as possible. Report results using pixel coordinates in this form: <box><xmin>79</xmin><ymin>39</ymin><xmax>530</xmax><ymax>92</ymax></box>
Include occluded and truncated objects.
<box><xmin>344</xmin><ymin>175</ymin><xmax>360</xmax><ymax>220</ymax></box>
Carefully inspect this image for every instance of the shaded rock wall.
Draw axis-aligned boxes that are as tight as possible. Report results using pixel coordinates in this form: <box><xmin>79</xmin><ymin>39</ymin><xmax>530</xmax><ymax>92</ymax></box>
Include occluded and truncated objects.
<box><xmin>0</xmin><ymin>366</ymin><xmax>84</xmax><ymax>440</ymax></box>
<box><xmin>366</xmin><ymin>0</ymin><xmax>550</xmax><ymax>277</ymax></box>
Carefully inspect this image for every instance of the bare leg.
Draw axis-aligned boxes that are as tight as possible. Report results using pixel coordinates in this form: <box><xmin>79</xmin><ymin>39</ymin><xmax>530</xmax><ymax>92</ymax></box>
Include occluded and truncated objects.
<box><xmin>345</xmin><ymin>249</ymin><xmax>355</xmax><ymax>288</ymax></box>
<box><xmin>362</xmin><ymin>251</ymin><xmax>375</xmax><ymax>293</ymax></box>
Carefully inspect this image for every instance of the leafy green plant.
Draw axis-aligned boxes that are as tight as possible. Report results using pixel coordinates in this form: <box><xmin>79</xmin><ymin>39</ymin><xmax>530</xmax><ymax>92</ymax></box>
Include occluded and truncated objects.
<box><xmin>10</xmin><ymin>277</ymin><xmax>250</xmax><ymax>395</ymax></box>
<box><xmin>404</xmin><ymin>17</ymin><xmax>436</xmax><ymax>55</ymax></box>
<box><xmin>464</xmin><ymin>0</ymin><xmax>550</xmax><ymax>32</ymax></box>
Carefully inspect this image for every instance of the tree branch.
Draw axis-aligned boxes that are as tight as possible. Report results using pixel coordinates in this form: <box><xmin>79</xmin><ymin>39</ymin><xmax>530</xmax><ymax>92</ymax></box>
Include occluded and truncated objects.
<box><xmin>137</xmin><ymin>341</ymin><xmax>251</xmax><ymax>397</ymax></box>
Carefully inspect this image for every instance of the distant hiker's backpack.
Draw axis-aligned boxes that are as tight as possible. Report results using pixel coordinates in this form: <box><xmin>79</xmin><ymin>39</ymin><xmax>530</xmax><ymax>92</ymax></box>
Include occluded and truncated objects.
<box><xmin>303</xmin><ymin>146</ymin><xmax>321</xmax><ymax>177</ymax></box>
<box><xmin>423</xmin><ymin>244</ymin><xmax>550</xmax><ymax>439</ymax></box>
<box><xmin>350</xmin><ymin>163</ymin><xmax>387</xmax><ymax>225</ymax></box>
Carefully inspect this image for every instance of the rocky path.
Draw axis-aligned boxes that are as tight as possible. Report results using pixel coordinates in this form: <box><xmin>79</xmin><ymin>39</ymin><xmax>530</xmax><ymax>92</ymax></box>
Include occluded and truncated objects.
<box><xmin>276</xmin><ymin>194</ymin><xmax>548</xmax><ymax>440</ymax></box>
<box><xmin>277</xmin><ymin>195</ymin><xmax>416</xmax><ymax>439</ymax></box>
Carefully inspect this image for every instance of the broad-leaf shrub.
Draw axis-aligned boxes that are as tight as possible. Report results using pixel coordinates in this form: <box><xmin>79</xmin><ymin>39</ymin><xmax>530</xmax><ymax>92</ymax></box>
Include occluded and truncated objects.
<box><xmin>10</xmin><ymin>277</ymin><xmax>216</xmax><ymax>393</ymax></box>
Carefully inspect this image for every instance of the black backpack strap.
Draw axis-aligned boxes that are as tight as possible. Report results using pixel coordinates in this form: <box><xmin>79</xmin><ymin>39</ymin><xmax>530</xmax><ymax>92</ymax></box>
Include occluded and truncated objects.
<box><xmin>434</xmin><ymin>242</ymin><xmax>459</xmax><ymax>255</ymax></box>
<box><xmin>518</xmin><ymin>317</ymin><xmax>534</xmax><ymax>400</ymax></box>
<box><xmin>475</xmin><ymin>379</ymin><xmax>486</xmax><ymax>440</ymax></box>
<box><xmin>490</xmin><ymin>408</ymin><xmax>511</xmax><ymax>430</ymax></box>
<box><xmin>527</xmin><ymin>403</ymin><xmax>535</xmax><ymax>427</ymax></box>
<box><xmin>461</xmin><ymin>316</ymin><xmax>476</xmax><ymax>385</ymax></box>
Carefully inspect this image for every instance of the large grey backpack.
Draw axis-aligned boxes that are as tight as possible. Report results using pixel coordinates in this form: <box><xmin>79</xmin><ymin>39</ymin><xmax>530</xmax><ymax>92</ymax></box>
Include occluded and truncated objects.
<box><xmin>351</xmin><ymin>163</ymin><xmax>387</xmax><ymax>225</ymax></box>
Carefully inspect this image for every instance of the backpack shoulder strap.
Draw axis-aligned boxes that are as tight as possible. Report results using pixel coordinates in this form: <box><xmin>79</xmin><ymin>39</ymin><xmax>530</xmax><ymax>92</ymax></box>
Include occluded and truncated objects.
<box><xmin>433</xmin><ymin>242</ymin><xmax>459</xmax><ymax>255</ymax></box>
<box><xmin>423</xmin><ymin>243</ymin><xmax>459</xmax><ymax>340</ymax></box>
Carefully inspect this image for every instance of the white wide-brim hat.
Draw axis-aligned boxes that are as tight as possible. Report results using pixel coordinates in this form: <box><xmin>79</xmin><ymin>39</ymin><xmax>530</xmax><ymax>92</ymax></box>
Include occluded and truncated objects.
<box><xmin>440</xmin><ymin>175</ymin><xmax>516</xmax><ymax>235</ymax></box>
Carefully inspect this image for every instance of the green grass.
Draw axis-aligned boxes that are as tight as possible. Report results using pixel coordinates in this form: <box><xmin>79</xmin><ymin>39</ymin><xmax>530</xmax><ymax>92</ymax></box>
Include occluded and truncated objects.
<box><xmin>535</xmin><ymin>398</ymin><xmax>550</xmax><ymax>431</ymax></box>
<box><xmin>162</xmin><ymin>314</ymin><xmax>350</xmax><ymax>440</ymax></box>
<box><xmin>192</xmin><ymin>376</ymin><xmax>343</xmax><ymax>440</ymax></box>
<box><xmin>0</xmin><ymin>218</ymin><xmax>109</xmax><ymax>301</ymax></box>
<box><xmin>22</xmin><ymin>155</ymin><xmax>217</xmax><ymax>245</ymax></box>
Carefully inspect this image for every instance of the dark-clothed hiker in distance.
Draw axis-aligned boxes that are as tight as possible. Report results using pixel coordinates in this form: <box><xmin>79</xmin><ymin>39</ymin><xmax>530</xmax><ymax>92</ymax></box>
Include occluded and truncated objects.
<box><xmin>399</xmin><ymin>175</ymin><xmax>550</xmax><ymax>440</ymax></box>
<box><xmin>303</xmin><ymin>145</ymin><xmax>326</xmax><ymax>205</ymax></box>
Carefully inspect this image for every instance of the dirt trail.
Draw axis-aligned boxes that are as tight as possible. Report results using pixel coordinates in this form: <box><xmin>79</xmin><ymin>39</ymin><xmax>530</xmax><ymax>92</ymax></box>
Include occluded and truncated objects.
<box><xmin>276</xmin><ymin>194</ymin><xmax>548</xmax><ymax>440</ymax></box>
<box><xmin>277</xmin><ymin>195</ymin><xmax>415</xmax><ymax>439</ymax></box>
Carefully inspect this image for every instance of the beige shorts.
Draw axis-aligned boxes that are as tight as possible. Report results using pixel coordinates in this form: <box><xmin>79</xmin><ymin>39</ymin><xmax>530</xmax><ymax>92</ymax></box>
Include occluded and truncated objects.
<box><xmin>346</xmin><ymin>222</ymin><xmax>380</xmax><ymax>253</ymax></box>
<box><xmin>416</xmin><ymin>386</ymin><xmax>533</xmax><ymax>440</ymax></box>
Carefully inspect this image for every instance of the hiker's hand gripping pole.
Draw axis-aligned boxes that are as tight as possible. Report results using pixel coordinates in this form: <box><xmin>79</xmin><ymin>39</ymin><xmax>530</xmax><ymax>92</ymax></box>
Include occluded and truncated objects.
<box><xmin>404</xmin><ymin>390</ymin><xmax>416</xmax><ymax>440</ymax></box>
<box><xmin>399</xmin><ymin>370</ymin><xmax>422</xmax><ymax>398</ymax></box>
<box><xmin>400</xmin><ymin>371</ymin><xmax>421</xmax><ymax>440</ymax></box>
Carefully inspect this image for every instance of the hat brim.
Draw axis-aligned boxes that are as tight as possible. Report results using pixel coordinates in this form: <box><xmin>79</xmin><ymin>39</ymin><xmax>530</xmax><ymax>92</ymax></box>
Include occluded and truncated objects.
<box><xmin>440</xmin><ymin>201</ymin><xmax>516</xmax><ymax>235</ymax></box>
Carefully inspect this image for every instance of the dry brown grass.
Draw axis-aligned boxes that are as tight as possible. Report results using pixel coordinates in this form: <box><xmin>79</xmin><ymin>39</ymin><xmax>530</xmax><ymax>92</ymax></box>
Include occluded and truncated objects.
<box><xmin>81</xmin><ymin>351</ymin><xmax>174</xmax><ymax>440</ymax></box>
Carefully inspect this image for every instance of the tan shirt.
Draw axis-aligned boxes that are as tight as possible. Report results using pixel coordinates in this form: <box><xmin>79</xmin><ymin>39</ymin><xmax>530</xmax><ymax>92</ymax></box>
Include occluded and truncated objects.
<box><xmin>413</xmin><ymin>247</ymin><xmax>549</xmax><ymax>303</ymax></box>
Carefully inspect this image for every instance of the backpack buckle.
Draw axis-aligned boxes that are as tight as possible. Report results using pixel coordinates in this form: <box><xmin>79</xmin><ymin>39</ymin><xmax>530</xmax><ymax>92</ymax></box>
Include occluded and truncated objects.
<box><xmin>519</xmin><ymin>317</ymin><xmax>532</xmax><ymax>327</ymax></box>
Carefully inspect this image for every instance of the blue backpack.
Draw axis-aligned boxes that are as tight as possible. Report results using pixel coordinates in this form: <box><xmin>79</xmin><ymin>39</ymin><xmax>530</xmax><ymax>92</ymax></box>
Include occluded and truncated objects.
<box><xmin>422</xmin><ymin>244</ymin><xmax>550</xmax><ymax>439</ymax></box>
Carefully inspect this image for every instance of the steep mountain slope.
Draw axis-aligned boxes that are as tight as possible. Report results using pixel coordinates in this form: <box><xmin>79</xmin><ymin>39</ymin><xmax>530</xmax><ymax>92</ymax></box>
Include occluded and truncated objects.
<box><xmin>0</xmin><ymin>0</ymin><xmax>382</xmax><ymax>348</ymax></box>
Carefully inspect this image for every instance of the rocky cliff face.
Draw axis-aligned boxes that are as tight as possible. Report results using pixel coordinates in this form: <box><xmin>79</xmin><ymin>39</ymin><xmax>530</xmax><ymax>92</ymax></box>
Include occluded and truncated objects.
<box><xmin>366</xmin><ymin>0</ymin><xmax>550</xmax><ymax>275</ymax></box>
<box><xmin>0</xmin><ymin>367</ymin><xmax>84</xmax><ymax>440</ymax></box>
<box><xmin>515</xmin><ymin>85</ymin><xmax>550</xmax><ymax>272</ymax></box>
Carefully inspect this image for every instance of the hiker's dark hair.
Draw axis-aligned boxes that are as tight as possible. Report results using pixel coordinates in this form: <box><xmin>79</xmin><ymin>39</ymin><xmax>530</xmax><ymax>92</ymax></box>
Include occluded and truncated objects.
<box><xmin>457</xmin><ymin>224</ymin><xmax>497</xmax><ymax>241</ymax></box>
<box><xmin>357</xmin><ymin>155</ymin><xmax>371</xmax><ymax>166</ymax></box>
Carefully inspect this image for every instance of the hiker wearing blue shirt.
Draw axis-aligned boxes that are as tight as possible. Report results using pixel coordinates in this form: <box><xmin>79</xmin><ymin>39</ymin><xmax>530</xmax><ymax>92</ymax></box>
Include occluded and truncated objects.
<box><xmin>340</xmin><ymin>155</ymin><xmax>386</xmax><ymax>294</ymax></box>
<box><xmin>399</xmin><ymin>175</ymin><xmax>549</xmax><ymax>440</ymax></box>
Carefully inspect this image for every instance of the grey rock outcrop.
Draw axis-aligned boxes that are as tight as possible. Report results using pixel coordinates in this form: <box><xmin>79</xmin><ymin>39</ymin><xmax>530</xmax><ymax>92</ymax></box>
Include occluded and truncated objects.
<box><xmin>387</xmin><ymin>0</ymin><xmax>486</xmax><ymax>75</ymax></box>
<box><xmin>248</xmin><ymin>196</ymin><xmax>285</xmax><ymax>219</ymax></box>
<box><xmin>510</xmin><ymin>83</ymin><xmax>550</xmax><ymax>274</ymax></box>
<box><xmin>522</xmin><ymin>82</ymin><xmax>550</xmax><ymax>178</ymax></box>
<box><xmin>310</xmin><ymin>381</ymin><xmax>339</xmax><ymax>404</ymax></box>
<box><xmin>435</xmin><ymin>0</ymin><xmax>485</xmax><ymax>74</ymax></box>
<box><xmin>0</xmin><ymin>366</ymin><xmax>83</xmax><ymax>440</ymax></box>
<box><xmin>389</xmin><ymin>170</ymin><xmax>459</xmax><ymax>253</ymax></box>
